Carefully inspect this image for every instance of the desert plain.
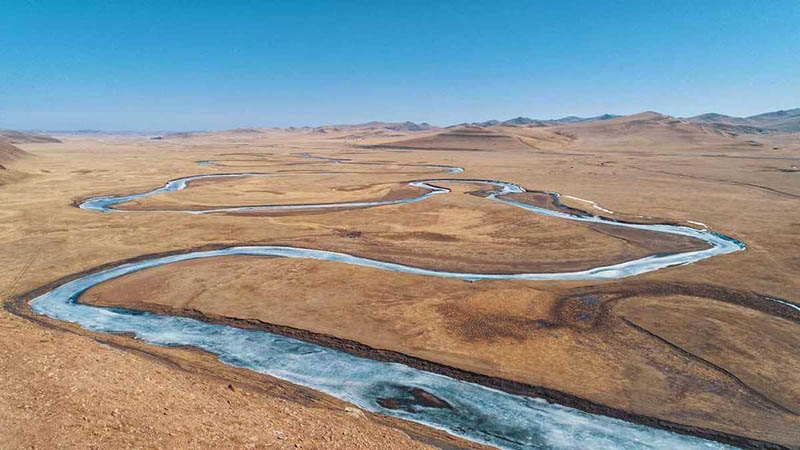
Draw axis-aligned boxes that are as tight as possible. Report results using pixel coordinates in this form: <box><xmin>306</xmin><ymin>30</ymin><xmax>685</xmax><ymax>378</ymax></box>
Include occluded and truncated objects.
<box><xmin>1</xmin><ymin>112</ymin><xmax>799</xmax><ymax>449</ymax></box>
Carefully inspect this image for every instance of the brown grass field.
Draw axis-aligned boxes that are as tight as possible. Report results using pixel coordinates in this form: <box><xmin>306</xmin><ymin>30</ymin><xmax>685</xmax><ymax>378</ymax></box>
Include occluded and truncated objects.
<box><xmin>1</xmin><ymin>115</ymin><xmax>799</xmax><ymax>448</ymax></box>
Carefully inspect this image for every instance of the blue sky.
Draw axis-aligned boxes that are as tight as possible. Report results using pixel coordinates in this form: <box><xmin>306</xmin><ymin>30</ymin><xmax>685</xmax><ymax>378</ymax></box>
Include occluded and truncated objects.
<box><xmin>2</xmin><ymin>0</ymin><xmax>799</xmax><ymax>130</ymax></box>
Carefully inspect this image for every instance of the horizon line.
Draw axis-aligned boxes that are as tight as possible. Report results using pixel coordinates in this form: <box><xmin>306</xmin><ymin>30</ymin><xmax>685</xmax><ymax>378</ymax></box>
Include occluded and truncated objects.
<box><xmin>5</xmin><ymin>106</ymin><xmax>799</xmax><ymax>134</ymax></box>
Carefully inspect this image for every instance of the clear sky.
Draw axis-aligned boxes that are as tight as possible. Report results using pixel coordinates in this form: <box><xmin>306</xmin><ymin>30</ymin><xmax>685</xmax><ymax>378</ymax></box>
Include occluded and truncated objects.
<box><xmin>2</xmin><ymin>0</ymin><xmax>799</xmax><ymax>130</ymax></box>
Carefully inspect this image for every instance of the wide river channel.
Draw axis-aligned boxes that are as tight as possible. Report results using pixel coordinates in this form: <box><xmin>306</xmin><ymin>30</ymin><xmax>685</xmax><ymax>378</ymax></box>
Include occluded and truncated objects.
<box><xmin>31</xmin><ymin>160</ymin><xmax>749</xmax><ymax>449</ymax></box>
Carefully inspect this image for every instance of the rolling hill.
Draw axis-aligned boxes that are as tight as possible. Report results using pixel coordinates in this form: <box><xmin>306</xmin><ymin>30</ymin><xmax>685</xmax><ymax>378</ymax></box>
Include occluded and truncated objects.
<box><xmin>687</xmin><ymin>108</ymin><xmax>800</xmax><ymax>133</ymax></box>
<box><xmin>361</xmin><ymin>126</ymin><xmax>534</xmax><ymax>152</ymax></box>
<box><xmin>0</xmin><ymin>140</ymin><xmax>31</xmax><ymax>185</ymax></box>
<box><xmin>0</xmin><ymin>130</ymin><xmax>61</xmax><ymax>144</ymax></box>
<box><xmin>0</xmin><ymin>140</ymin><xmax>31</xmax><ymax>163</ymax></box>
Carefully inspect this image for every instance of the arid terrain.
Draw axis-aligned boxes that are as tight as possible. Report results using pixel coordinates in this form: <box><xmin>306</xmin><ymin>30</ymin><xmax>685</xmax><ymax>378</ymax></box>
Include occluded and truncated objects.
<box><xmin>1</xmin><ymin>112</ymin><xmax>799</xmax><ymax>449</ymax></box>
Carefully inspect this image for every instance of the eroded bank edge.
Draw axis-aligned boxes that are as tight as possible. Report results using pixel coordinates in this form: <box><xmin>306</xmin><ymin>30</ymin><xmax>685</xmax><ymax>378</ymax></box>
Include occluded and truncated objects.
<box><xmin>4</xmin><ymin>245</ymin><xmax>794</xmax><ymax>450</ymax></box>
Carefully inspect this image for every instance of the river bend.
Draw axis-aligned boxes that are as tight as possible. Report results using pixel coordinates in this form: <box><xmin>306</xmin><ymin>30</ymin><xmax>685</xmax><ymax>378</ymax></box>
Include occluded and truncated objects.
<box><xmin>30</xmin><ymin>157</ymin><xmax>750</xmax><ymax>449</ymax></box>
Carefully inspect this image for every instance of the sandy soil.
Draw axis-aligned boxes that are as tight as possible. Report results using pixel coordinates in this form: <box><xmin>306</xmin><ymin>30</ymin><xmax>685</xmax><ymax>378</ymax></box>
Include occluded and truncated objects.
<box><xmin>82</xmin><ymin>256</ymin><xmax>800</xmax><ymax>447</ymax></box>
<box><xmin>0</xmin><ymin>305</ymin><xmax>475</xmax><ymax>450</ymax></box>
<box><xmin>1</xmin><ymin>119</ymin><xmax>799</xmax><ymax>448</ymax></box>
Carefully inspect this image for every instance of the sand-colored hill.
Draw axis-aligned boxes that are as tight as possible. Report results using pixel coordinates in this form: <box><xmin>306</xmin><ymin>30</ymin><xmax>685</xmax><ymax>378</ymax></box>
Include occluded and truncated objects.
<box><xmin>478</xmin><ymin>108</ymin><xmax>800</xmax><ymax>135</ymax></box>
<box><xmin>0</xmin><ymin>132</ymin><xmax>54</xmax><ymax>185</ymax></box>
<box><xmin>0</xmin><ymin>141</ymin><xmax>31</xmax><ymax>185</ymax></box>
<box><xmin>163</xmin><ymin>122</ymin><xmax>438</xmax><ymax>142</ymax></box>
<box><xmin>492</xmin><ymin>126</ymin><xmax>576</xmax><ymax>150</ymax></box>
<box><xmin>0</xmin><ymin>130</ymin><xmax>61</xmax><ymax>144</ymax></box>
<box><xmin>362</xmin><ymin>127</ymin><xmax>536</xmax><ymax>152</ymax></box>
<box><xmin>0</xmin><ymin>140</ymin><xmax>30</xmax><ymax>163</ymax></box>
<box><xmin>464</xmin><ymin>114</ymin><xmax>619</xmax><ymax>127</ymax></box>
<box><xmin>323</xmin><ymin>121</ymin><xmax>436</xmax><ymax>132</ymax></box>
<box><xmin>316</xmin><ymin>122</ymin><xmax>439</xmax><ymax>140</ymax></box>
<box><xmin>548</xmin><ymin>112</ymin><xmax>766</xmax><ymax>151</ymax></box>
<box><xmin>364</xmin><ymin>111</ymin><xmax>766</xmax><ymax>153</ymax></box>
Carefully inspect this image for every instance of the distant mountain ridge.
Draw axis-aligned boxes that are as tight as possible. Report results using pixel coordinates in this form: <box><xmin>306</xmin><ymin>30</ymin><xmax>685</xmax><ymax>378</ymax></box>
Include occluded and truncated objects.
<box><xmin>462</xmin><ymin>114</ymin><xmax>621</xmax><ymax>128</ymax></box>
<box><xmin>454</xmin><ymin>108</ymin><xmax>799</xmax><ymax>134</ymax></box>
<box><xmin>193</xmin><ymin>109</ymin><xmax>796</xmax><ymax>135</ymax></box>
<box><xmin>686</xmin><ymin>108</ymin><xmax>800</xmax><ymax>133</ymax></box>
<box><xmin>326</xmin><ymin>121</ymin><xmax>436</xmax><ymax>132</ymax></box>
<box><xmin>18</xmin><ymin>108</ymin><xmax>799</xmax><ymax>135</ymax></box>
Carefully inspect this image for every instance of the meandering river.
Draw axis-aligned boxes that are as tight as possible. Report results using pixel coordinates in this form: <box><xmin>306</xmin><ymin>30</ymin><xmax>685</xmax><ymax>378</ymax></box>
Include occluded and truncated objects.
<box><xmin>31</xmin><ymin>157</ymin><xmax>748</xmax><ymax>449</ymax></box>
